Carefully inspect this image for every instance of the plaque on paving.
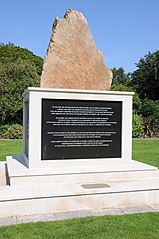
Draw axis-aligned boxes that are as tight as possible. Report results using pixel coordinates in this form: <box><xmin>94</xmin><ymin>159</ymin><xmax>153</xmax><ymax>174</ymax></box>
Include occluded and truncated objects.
<box><xmin>41</xmin><ymin>99</ymin><xmax>122</xmax><ymax>160</ymax></box>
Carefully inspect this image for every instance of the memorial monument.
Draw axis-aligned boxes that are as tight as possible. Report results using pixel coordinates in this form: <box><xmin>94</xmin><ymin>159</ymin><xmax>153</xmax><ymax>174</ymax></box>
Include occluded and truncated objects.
<box><xmin>0</xmin><ymin>10</ymin><xmax>159</xmax><ymax>217</ymax></box>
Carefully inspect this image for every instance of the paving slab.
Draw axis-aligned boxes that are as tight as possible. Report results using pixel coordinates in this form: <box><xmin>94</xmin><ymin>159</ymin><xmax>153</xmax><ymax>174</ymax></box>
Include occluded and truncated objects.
<box><xmin>149</xmin><ymin>204</ymin><xmax>159</xmax><ymax>212</ymax></box>
<box><xmin>121</xmin><ymin>205</ymin><xmax>155</xmax><ymax>214</ymax></box>
<box><xmin>0</xmin><ymin>205</ymin><xmax>158</xmax><ymax>227</ymax></box>
<box><xmin>54</xmin><ymin>210</ymin><xmax>91</xmax><ymax>220</ymax></box>
<box><xmin>0</xmin><ymin>217</ymin><xmax>17</xmax><ymax>227</ymax></box>
<box><xmin>17</xmin><ymin>213</ymin><xmax>56</xmax><ymax>224</ymax></box>
<box><xmin>90</xmin><ymin>208</ymin><xmax>124</xmax><ymax>216</ymax></box>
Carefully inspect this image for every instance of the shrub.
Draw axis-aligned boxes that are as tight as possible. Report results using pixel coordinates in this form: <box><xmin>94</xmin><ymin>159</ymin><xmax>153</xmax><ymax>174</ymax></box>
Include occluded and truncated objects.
<box><xmin>143</xmin><ymin>117</ymin><xmax>159</xmax><ymax>137</ymax></box>
<box><xmin>2</xmin><ymin>124</ymin><xmax>23</xmax><ymax>139</ymax></box>
<box><xmin>0</xmin><ymin>124</ymin><xmax>10</xmax><ymax>137</ymax></box>
<box><xmin>132</xmin><ymin>114</ymin><xmax>144</xmax><ymax>138</ymax></box>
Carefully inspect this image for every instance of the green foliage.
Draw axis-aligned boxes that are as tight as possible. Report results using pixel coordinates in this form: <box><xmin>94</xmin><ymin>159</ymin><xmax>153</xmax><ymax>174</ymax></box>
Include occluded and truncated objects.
<box><xmin>141</xmin><ymin>98</ymin><xmax>159</xmax><ymax>118</ymax></box>
<box><xmin>111</xmin><ymin>67</ymin><xmax>131</xmax><ymax>86</ymax></box>
<box><xmin>142</xmin><ymin>117</ymin><xmax>159</xmax><ymax>137</ymax></box>
<box><xmin>2</xmin><ymin>124</ymin><xmax>23</xmax><ymax>139</ymax></box>
<box><xmin>140</xmin><ymin>99</ymin><xmax>159</xmax><ymax>137</ymax></box>
<box><xmin>0</xmin><ymin>43</ymin><xmax>43</xmax><ymax>124</ymax></box>
<box><xmin>0</xmin><ymin>42</ymin><xmax>42</xmax><ymax>75</ymax></box>
<box><xmin>112</xmin><ymin>52</ymin><xmax>159</xmax><ymax>138</ymax></box>
<box><xmin>111</xmin><ymin>83</ymin><xmax>133</xmax><ymax>92</ymax></box>
<box><xmin>131</xmin><ymin>50</ymin><xmax>159</xmax><ymax>100</ymax></box>
<box><xmin>132</xmin><ymin>114</ymin><xmax>144</xmax><ymax>138</ymax></box>
<box><xmin>111</xmin><ymin>84</ymin><xmax>141</xmax><ymax>113</ymax></box>
<box><xmin>0</xmin><ymin>124</ymin><xmax>10</xmax><ymax>136</ymax></box>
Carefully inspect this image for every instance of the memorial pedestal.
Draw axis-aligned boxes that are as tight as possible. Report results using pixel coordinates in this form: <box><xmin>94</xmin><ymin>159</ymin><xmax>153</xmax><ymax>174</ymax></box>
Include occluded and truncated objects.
<box><xmin>22</xmin><ymin>87</ymin><xmax>133</xmax><ymax>168</ymax></box>
<box><xmin>1</xmin><ymin>88</ymin><xmax>159</xmax><ymax>217</ymax></box>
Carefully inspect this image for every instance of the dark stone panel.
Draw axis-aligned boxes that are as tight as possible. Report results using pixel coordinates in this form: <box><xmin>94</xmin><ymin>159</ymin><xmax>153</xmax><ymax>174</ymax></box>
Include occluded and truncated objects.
<box><xmin>41</xmin><ymin>99</ymin><xmax>122</xmax><ymax>160</ymax></box>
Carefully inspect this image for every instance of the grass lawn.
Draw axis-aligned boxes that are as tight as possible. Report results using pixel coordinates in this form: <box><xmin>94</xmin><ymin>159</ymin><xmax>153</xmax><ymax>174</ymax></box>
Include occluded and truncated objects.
<box><xmin>132</xmin><ymin>139</ymin><xmax>159</xmax><ymax>168</ymax></box>
<box><xmin>0</xmin><ymin>139</ymin><xmax>159</xmax><ymax>167</ymax></box>
<box><xmin>0</xmin><ymin>139</ymin><xmax>159</xmax><ymax>238</ymax></box>
<box><xmin>0</xmin><ymin>213</ymin><xmax>159</xmax><ymax>238</ymax></box>
<box><xmin>0</xmin><ymin>140</ymin><xmax>22</xmax><ymax>161</ymax></box>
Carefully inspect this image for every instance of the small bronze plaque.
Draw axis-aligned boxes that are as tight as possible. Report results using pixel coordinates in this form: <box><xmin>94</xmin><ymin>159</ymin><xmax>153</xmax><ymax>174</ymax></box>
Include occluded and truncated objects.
<box><xmin>81</xmin><ymin>183</ymin><xmax>110</xmax><ymax>189</ymax></box>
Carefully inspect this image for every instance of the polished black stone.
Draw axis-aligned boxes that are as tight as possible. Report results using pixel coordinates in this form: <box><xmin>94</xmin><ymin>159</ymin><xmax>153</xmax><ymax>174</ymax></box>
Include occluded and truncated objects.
<box><xmin>41</xmin><ymin>99</ymin><xmax>122</xmax><ymax>160</ymax></box>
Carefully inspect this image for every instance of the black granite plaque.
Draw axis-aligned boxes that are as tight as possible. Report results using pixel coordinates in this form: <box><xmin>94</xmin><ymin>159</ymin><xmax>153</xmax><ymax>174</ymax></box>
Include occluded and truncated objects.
<box><xmin>41</xmin><ymin>99</ymin><xmax>122</xmax><ymax>160</ymax></box>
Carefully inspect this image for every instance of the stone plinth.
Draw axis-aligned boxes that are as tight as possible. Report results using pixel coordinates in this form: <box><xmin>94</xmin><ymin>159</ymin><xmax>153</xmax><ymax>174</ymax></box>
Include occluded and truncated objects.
<box><xmin>22</xmin><ymin>87</ymin><xmax>133</xmax><ymax>168</ymax></box>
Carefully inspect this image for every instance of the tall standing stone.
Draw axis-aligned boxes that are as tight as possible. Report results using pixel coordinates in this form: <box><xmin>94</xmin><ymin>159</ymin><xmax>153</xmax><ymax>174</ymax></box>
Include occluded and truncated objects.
<box><xmin>41</xmin><ymin>9</ymin><xmax>112</xmax><ymax>90</ymax></box>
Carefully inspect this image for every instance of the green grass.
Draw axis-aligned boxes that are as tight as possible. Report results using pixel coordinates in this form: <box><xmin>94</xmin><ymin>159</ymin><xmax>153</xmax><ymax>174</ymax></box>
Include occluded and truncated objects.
<box><xmin>1</xmin><ymin>139</ymin><xmax>159</xmax><ymax>167</ymax></box>
<box><xmin>0</xmin><ymin>139</ymin><xmax>159</xmax><ymax>238</ymax></box>
<box><xmin>0</xmin><ymin>213</ymin><xmax>159</xmax><ymax>239</ymax></box>
<box><xmin>0</xmin><ymin>140</ymin><xmax>22</xmax><ymax>161</ymax></box>
<box><xmin>132</xmin><ymin>139</ymin><xmax>159</xmax><ymax>168</ymax></box>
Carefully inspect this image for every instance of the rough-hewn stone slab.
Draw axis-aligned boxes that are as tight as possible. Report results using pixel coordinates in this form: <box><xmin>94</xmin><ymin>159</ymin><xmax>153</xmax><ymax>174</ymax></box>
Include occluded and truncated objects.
<box><xmin>41</xmin><ymin>10</ymin><xmax>112</xmax><ymax>90</ymax></box>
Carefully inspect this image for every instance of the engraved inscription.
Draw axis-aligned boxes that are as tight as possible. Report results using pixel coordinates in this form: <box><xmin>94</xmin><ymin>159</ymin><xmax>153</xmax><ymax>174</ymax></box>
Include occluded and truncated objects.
<box><xmin>41</xmin><ymin>99</ymin><xmax>122</xmax><ymax>160</ymax></box>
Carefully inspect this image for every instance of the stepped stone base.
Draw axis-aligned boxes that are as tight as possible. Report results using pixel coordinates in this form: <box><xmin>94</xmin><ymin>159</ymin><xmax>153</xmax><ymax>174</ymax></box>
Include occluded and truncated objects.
<box><xmin>0</xmin><ymin>162</ymin><xmax>8</xmax><ymax>186</ymax></box>
<box><xmin>0</xmin><ymin>156</ymin><xmax>159</xmax><ymax>218</ymax></box>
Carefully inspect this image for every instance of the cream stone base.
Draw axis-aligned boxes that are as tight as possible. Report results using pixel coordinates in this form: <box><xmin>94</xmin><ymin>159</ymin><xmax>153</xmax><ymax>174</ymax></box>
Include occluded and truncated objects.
<box><xmin>7</xmin><ymin>156</ymin><xmax>159</xmax><ymax>186</ymax></box>
<box><xmin>1</xmin><ymin>89</ymin><xmax>158</xmax><ymax>217</ymax></box>
<box><xmin>0</xmin><ymin>156</ymin><xmax>159</xmax><ymax>217</ymax></box>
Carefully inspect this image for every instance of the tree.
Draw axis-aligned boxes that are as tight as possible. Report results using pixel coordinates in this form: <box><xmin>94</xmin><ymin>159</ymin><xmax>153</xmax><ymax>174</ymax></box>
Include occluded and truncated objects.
<box><xmin>131</xmin><ymin>51</ymin><xmax>159</xmax><ymax>100</ymax></box>
<box><xmin>111</xmin><ymin>84</ymin><xmax>141</xmax><ymax>113</ymax></box>
<box><xmin>140</xmin><ymin>99</ymin><xmax>159</xmax><ymax>137</ymax></box>
<box><xmin>0</xmin><ymin>43</ymin><xmax>43</xmax><ymax>125</ymax></box>
<box><xmin>0</xmin><ymin>42</ymin><xmax>42</xmax><ymax>75</ymax></box>
<box><xmin>111</xmin><ymin>67</ymin><xmax>131</xmax><ymax>86</ymax></box>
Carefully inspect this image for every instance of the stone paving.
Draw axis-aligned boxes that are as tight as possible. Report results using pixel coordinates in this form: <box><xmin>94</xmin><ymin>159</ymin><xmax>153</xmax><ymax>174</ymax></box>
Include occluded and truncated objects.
<box><xmin>0</xmin><ymin>205</ymin><xmax>158</xmax><ymax>227</ymax></box>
